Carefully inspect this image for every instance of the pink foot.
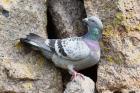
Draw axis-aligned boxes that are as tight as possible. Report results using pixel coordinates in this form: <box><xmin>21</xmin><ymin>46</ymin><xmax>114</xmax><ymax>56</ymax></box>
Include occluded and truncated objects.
<box><xmin>71</xmin><ymin>71</ymin><xmax>85</xmax><ymax>80</ymax></box>
<box><xmin>68</xmin><ymin>65</ymin><xmax>84</xmax><ymax>80</ymax></box>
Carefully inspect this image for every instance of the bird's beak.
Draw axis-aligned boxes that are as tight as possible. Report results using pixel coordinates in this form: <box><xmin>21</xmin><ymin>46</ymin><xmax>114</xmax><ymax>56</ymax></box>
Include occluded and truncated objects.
<box><xmin>82</xmin><ymin>18</ymin><xmax>88</xmax><ymax>23</ymax></box>
<box><xmin>82</xmin><ymin>18</ymin><xmax>88</xmax><ymax>26</ymax></box>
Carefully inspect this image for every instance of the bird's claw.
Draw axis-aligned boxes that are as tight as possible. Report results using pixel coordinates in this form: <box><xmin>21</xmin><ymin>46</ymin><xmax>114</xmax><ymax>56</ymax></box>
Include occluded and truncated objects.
<box><xmin>71</xmin><ymin>71</ymin><xmax>85</xmax><ymax>80</ymax></box>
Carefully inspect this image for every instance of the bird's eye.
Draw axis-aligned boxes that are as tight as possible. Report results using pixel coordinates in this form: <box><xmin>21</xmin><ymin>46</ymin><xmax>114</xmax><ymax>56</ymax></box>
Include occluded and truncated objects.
<box><xmin>88</xmin><ymin>19</ymin><xmax>95</xmax><ymax>23</ymax></box>
<box><xmin>89</xmin><ymin>19</ymin><xmax>95</xmax><ymax>23</ymax></box>
<box><xmin>91</xmin><ymin>20</ymin><xmax>95</xmax><ymax>22</ymax></box>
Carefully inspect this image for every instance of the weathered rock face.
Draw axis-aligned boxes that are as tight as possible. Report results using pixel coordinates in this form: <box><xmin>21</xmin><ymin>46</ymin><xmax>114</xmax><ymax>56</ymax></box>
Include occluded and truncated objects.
<box><xmin>0</xmin><ymin>0</ymin><xmax>62</xmax><ymax>93</ymax></box>
<box><xmin>84</xmin><ymin>0</ymin><xmax>140</xmax><ymax>92</ymax></box>
<box><xmin>64</xmin><ymin>75</ymin><xmax>95</xmax><ymax>93</ymax></box>
<box><xmin>1</xmin><ymin>0</ymin><xmax>139</xmax><ymax>92</ymax></box>
<box><xmin>48</xmin><ymin>0</ymin><xmax>87</xmax><ymax>38</ymax></box>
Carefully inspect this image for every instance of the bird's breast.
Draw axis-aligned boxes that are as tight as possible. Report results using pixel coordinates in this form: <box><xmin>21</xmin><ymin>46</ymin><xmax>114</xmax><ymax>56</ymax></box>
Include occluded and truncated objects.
<box><xmin>84</xmin><ymin>40</ymin><xmax>100</xmax><ymax>51</ymax></box>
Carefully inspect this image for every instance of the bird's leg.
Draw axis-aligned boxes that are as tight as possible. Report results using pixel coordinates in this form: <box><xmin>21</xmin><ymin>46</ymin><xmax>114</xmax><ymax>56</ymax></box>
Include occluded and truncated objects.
<box><xmin>68</xmin><ymin>65</ymin><xmax>84</xmax><ymax>80</ymax></box>
<box><xmin>71</xmin><ymin>70</ymin><xmax>85</xmax><ymax>80</ymax></box>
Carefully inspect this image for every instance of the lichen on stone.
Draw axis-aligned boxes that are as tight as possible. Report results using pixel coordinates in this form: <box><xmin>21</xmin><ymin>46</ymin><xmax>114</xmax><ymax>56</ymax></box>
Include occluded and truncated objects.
<box><xmin>103</xmin><ymin>25</ymin><xmax>114</xmax><ymax>37</ymax></box>
<box><xmin>113</xmin><ymin>12</ymin><xmax>124</xmax><ymax>28</ymax></box>
<box><xmin>106</xmin><ymin>55</ymin><xmax>114</xmax><ymax>63</ymax></box>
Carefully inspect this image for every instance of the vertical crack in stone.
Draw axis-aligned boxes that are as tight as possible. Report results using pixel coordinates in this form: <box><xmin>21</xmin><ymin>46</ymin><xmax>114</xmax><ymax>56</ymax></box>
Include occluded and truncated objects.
<box><xmin>47</xmin><ymin>0</ymin><xmax>98</xmax><ymax>90</ymax></box>
<box><xmin>47</xmin><ymin>10</ymin><xmax>58</xmax><ymax>39</ymax></box>
<box><xmin>47</xmin><ymin>0</ymin><xmax>87</xmax><ymax>38</ymax></box>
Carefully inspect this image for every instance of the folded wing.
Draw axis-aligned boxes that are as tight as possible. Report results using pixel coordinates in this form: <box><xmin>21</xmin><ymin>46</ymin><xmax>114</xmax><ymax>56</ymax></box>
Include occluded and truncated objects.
<box><xmin>45</xmin><ymin>37</ymin><xmax>91</xmax><ymax>61</ymax></box>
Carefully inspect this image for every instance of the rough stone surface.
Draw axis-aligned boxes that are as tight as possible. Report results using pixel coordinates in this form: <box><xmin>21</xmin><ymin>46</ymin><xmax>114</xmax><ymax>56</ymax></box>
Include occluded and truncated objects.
<box><xmin>84</xmin><ymin>0</ymin><xmax>140</xmax><ymax>92</ymax></box>
<box><xmin>0</xmin><ymin>0</ymin><xmax>62</xmax><ymax>93</ymax></box>
<box><xmin>48</xmin><ymin>0</ymin><xmax>87</xmax><ymax>38</ymax></box>
<box><xmin>64</xmin><ymin>74</ymin><xmax>95</xmax><ymax>93</ymax></box>
<box><xmin>102</xmin><ymin>89</ymin><xmax>140</xmax><ymax>93</ymax></box>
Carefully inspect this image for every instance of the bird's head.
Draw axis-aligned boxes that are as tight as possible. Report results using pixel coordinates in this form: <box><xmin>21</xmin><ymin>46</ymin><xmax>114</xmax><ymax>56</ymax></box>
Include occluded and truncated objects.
<box><xmin>83</xmin><ymin>16</ymin><xmax>103</xmax><ymax>30</ymax></box>
<box><xmin>83</xmin><ymin>16</ymin><xmax>103</xmax><ymax>40</ymax></box>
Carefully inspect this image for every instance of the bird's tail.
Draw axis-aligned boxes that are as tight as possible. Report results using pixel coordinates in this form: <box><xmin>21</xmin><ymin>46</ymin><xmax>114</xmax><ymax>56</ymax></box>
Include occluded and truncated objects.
<box><xmin>20</xmin><ymin>33</ymin><xmax>52</xmax><ymax>58</ymax></box>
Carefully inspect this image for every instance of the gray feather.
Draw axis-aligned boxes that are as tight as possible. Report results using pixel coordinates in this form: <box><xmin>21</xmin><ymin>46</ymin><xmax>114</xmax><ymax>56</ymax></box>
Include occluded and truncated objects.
<box><xmin>20</xmin><ymin>33</ymin><xmax>52</xmax><ymax>59</ymax></box>
<box><xmin>20</xmin><ymin>16</ymin><xmax>103</xmax><ymax>71</ymax></box>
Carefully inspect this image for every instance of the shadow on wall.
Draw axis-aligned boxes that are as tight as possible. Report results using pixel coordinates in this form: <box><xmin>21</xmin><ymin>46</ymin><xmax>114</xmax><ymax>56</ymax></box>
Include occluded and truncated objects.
<box><xmin>47</xmin><ymin>10</ymin><xmax>58</xmax><ymax>39</ymax></box>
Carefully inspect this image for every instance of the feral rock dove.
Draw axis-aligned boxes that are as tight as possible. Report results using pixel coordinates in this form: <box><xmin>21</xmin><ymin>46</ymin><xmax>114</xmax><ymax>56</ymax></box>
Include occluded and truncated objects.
<box><xmin>20</xmin><ymin>16</ymin><xmax>103</xmax><ymax>79</ymax></box>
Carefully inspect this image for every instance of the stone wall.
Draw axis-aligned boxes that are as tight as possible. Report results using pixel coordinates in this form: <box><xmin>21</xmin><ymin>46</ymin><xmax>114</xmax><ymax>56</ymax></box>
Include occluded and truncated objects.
<box><xmin>0</xmin><ymin>0</ymin><xmax>140</xmax><ymax>93</ymax></box>
<box><xmin>84</xmin><ymin>0</ymin><xmax>140</xmax><ymax>92</ymax></box>
<box><xmin>0</xmin><ymin>0</ymin><xmax>62</xmax><ymax>93</ymax></box>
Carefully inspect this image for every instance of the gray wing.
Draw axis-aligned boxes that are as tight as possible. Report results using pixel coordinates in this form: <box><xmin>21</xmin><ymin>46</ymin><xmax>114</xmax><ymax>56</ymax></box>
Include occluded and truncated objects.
<box><xmin>45</xmin><ymin>37</ymin><xmax>91</xmax><ymax>61</ymax></box>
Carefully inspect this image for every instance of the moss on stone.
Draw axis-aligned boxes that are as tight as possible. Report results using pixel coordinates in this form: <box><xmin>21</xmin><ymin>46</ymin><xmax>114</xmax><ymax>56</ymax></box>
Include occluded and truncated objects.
<box><xmin>102</xmin><ymin>12</ymin><xmax>125</xmax><ymax>37</ymax></box>
<box><xmin>114</xmin><ymin>12</ymin><xmax>140</xmax><ymax>32</ymax></box>
<box><xmin>104</xmin><ymin>52</ymin><xmax>125</xmax><ymax>64</ymax></box>
<box><xmin>103</xmin><ymin>25</ymin><xmax>114</xmax><ymax>37</ymax></box>
<box><xmin>103</xmin><ymin>47</ymin><xmax>111</xmax><ymax>53</ymax></box>
<box><xmin>103</xmin><ymin>11</ymin><xmax>139</xmax><ymax>35</ymax></box>
<box><xmin>113</xmin><ymin>12</ymin><xmax>124</xmax><ymax>28</ymax></box>
<box><xmin>106</xmin><ymin>55</ymin><xmax>114</xmax><ymax>63</ymax></box>
<box><xmin>100</xmin><ymin>1</ymin><xmax>139</xmax><ymax>66</ymax></box>
<box><xmin>113</xmin><ymin>53</ymin><xmax>125</xmax><ymax>64</ymax></box>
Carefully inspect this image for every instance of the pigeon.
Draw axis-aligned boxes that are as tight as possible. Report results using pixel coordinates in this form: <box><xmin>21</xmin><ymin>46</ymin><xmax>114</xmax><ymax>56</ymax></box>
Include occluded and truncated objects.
<box><xmin>20</xmin><ymin>16</ymin><xmax>103</xmax><ymax>79</ymax></box>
